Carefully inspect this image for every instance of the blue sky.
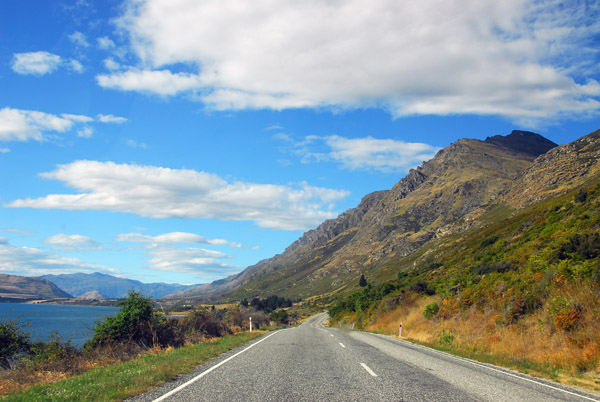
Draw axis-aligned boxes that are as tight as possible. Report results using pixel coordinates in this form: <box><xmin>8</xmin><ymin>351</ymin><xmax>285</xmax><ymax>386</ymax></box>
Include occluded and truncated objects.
<box><xmin>1</xmin><ymin>0</ymin><xmax>599</xmax><ymax>285</ymax></box>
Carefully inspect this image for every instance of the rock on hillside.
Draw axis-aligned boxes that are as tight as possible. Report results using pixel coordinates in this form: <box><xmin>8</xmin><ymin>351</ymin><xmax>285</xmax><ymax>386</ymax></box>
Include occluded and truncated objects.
<box><xmin>169</xmin><ymin>130</ymin><xmax>557</xmax><ymax>301</ymax></box>
<box><xmin>503</xmin><ymin>129</ymin><xmax>600</xmax><ymax>209</ymax></box>
<box><xmin>0</xmin><ymin>274</ymin><xmax>72</xmax><ymax>301</ymax></box>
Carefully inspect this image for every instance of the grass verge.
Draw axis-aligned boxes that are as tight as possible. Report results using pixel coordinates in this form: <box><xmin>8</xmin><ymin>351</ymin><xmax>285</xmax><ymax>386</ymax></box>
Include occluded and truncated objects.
<box><xmin>1</xmin><ymin>331</ymin><xmax>265</xmax><ymax>402</ymax></box>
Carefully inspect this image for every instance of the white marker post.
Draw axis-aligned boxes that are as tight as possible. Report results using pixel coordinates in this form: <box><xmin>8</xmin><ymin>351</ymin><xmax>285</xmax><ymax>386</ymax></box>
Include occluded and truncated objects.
<box><xmin>249</xmin><ymin>317</ymin><xmax>252</xmax><ymax>332</ymax></box>
<box><xmin>399</xmin><ymin>322</ymin><xmax>403</xmax><ymax>337</ymax></box>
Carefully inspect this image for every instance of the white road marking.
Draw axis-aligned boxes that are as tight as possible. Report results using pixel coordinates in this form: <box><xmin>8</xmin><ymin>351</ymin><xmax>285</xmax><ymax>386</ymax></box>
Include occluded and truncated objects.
<box><xmin>152</xmin><ymin>330</ymin><xmax>281</xmax><ymax>402</ymax></box>
<box><xmin>339</xmin><ymin>342</ymin><xmax>345</xmax><ymax>348</ymax></box>
<box><xmin>360</xmin><ymin>363</ymin><xmax>378</xmax><ymax>377</ymax></box>
<box><xmin>330</xmin><ymin>334</ymin><xmax>334</xmax><ymax>337</ymax></box>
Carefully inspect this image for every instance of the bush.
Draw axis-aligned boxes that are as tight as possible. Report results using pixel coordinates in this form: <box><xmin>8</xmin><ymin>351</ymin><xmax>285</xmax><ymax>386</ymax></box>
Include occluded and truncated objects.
<box><xmin>184</xmin><ymin>309</ymin><xmax>232</xmax><ymax>338</ymax></box>
<box><xmin>423</xmin><ymin>302</ymin><xmax>440</xmax><ymax>318</ymax></box>
<box><xmin>0</xmin><ymin>317</ymin><xmax>31</xmax><ymax>369</ymax></box>
<box><xmin>84</xmin><ymin>291</ymin><xmax>182</xmax><ymax>349</ymax></box>
<box><xmin>269</xmin><ymin>309</ymin><xmax>289</xmax><ymax>324</ymax></box>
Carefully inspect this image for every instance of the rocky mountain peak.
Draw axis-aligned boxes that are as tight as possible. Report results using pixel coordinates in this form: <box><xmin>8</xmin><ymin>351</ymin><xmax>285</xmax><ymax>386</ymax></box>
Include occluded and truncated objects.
<box><xmin>484</xmin><ymin>130</ymin><xmax>558</xmax><ymax>158</ymax></box>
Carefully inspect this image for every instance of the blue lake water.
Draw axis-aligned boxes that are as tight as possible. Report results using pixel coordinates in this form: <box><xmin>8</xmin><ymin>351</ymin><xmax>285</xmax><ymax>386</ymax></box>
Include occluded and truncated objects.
<box><xmin>0</xmin><ymin>303</ymin><xmax>118</xmax><ymax>347</ymax></box>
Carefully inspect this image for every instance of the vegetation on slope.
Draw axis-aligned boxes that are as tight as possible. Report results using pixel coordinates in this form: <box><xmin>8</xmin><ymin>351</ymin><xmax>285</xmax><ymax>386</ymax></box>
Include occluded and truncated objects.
<box><xmin>329</xmin><ymin>181</ymin><xmax>600</xmax><ymax>387</ymax></box>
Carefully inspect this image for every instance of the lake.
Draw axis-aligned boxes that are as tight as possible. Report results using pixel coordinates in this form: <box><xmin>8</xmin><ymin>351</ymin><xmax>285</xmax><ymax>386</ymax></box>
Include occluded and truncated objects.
<box><xmin>0</xmin><ymin>302</ymin><xmax>118</xmax><ymax>347</ymax></box>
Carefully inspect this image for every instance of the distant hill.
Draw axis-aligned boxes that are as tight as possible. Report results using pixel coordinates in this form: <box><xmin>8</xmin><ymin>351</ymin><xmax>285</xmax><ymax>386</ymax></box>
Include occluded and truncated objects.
<box><xmin>42</xmin><ymin>272</ymin><xmax>197</xmax><ymax>299</ymax></box>
<box><xmin>164</xmin><ymin>130</ymin><xmax>559</xmax><ymax>301</ymax></box>
<box><xmin>0</xmin><ymin>273</ymin><xmax>72</xmax><ymax>301</ymax></box>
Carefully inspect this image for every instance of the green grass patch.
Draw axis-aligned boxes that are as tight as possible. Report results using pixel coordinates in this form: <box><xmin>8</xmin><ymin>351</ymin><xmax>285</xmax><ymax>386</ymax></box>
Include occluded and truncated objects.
<box><xmin>2</xmin><ymin>331</ymin><xmax>265</xmax><ymax>402</ymax></box>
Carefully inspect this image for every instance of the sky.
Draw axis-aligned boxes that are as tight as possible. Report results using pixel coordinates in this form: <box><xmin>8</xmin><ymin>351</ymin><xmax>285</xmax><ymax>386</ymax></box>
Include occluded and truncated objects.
<box><xmin>1</xmin><ymin>0</ymin><xmax>599</xmax><ymax>285</ymax></box>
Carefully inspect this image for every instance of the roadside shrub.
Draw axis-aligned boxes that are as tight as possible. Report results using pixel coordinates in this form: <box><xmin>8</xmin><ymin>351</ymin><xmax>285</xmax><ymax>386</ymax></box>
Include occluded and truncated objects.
<box><xmin>85</xmin><ymin>291</ymin><xmax>175</xmax><ymax>350</ymax></box>
<box><xmin>184</xmin><ymin>309</ymin><xmax>232</xmax><ymax>338</ymax></box>
<box><xmin>0</xmin><ymin>317</ymin><xmax>31</xmax><ymax>369</ymax></box>
<box><xmin>423</xmin><ymin>302</ymin><xmax>440</xmax><ymax>318</ymax></box>
<box><xmin>269</xmin><ymin>309</ymin><xmax>289</xmax><ymax>324</ymax></box>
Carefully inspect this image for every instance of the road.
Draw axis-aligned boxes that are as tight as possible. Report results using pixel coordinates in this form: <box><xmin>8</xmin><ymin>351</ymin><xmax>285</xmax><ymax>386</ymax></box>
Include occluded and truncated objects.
<box><xmin>129</xmin><ymin>313</ymin><xmax>599</xmax><ymax>402</ymax></box>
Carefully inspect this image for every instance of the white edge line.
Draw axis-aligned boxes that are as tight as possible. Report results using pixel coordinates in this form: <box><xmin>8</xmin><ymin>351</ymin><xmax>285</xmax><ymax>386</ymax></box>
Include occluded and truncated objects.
<box><xmin>360</xmin><ymin>362</ymin><xmax>378</xmax><ymax>377</ymax></box>
<box><xmin>339</xmin><ymin>342</ymin><xmax>345</xmax><ymax>348</ymax></box>
<box><xmin>152</xmin><ymin>330</ymin><xmax>281</xmax><ymax>402</ymax></box>
<box><xmin>375</xmin><ymin>334</ymin><xmax>599</xmax><ymax>402</ymax></box>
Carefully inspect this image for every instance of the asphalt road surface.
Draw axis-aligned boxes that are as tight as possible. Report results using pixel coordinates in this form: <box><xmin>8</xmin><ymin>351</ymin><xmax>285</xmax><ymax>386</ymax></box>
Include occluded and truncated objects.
<box><xmin>129</xmin><ymin>313</ymin><xmax>599</xmax><ymax>402</ymax></box>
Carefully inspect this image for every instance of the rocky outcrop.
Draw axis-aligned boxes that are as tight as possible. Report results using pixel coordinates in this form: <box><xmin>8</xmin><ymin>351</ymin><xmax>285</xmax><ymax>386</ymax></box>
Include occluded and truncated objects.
<box><xmin>503</xmin><ymin>129</ymin><xmax>600</xmax><ymax>209</ymax></box>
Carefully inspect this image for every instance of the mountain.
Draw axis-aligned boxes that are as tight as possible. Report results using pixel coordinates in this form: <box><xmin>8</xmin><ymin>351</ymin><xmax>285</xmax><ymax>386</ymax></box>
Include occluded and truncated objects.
<box><xmin>0</xmin><ymin>273</ymin><xmax>72</xmax><ymax>301</ymax></box>
<box><xmin>166</xmin><ymin>130</ymin><xmax>559</xmax><ymax>301</ymax></box>
<box><xmin>42</xmin><ymin>272</ymin><xmax>197</xmax><ymax>299</ymax></box>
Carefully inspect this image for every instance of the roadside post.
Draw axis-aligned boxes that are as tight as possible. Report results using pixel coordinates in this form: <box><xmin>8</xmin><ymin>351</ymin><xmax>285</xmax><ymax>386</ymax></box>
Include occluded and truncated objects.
<box><xmin>250</xmin><ymin>317</ymin><xmax>252</xmax><ymax>332</ymax></box>
<box><xmin>399</xmin><ymin>322</ymin><xmax>403</xmax><ymax>337</ymax></box>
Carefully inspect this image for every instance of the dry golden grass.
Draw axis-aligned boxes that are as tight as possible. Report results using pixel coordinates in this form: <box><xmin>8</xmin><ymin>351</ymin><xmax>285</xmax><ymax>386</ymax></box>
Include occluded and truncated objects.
<box><xmin>358</xmin><ymin>281</ymin><xmax>600</xmax><ymax>391</ymax></box>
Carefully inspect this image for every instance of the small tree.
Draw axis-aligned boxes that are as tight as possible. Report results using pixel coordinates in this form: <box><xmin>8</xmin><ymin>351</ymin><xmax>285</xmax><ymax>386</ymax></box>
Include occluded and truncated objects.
<box><xmin>359</xmin><ymin>273</ymin><xmax>367</xmax><ymax>287</ymax></box>
<box><xmin>85</xmin><ymin>291</ymin><xmax>154</xmax><ymax>349</ymax></box>
<box><xmin>0</xmin><ymin>317</ymin><xmax>31</xmax><ymax>369</ymax></box>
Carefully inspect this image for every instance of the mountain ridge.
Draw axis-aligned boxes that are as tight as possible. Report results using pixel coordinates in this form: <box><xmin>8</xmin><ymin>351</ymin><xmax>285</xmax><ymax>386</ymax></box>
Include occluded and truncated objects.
<box><xmin>167</xmin><ymin>130</ymin><xmax>559</xmax><ymax>301</ymax></box>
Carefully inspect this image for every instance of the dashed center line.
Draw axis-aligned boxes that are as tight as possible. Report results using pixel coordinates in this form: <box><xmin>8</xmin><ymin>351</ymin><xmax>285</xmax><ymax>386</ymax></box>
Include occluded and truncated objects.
<box><xmin>360</xmin><ymin>363</ymin><xmax>378</xmax><ymax>377</ymax></box>
<box><xmin>330</xmin><ymin>334</ymin><xmax>334</xmax><ymax>337</ymax></box>
<box><xmin>339</xmin><ymin>342</ymin><xmax>346</xmax><ymax>348</ymax></box>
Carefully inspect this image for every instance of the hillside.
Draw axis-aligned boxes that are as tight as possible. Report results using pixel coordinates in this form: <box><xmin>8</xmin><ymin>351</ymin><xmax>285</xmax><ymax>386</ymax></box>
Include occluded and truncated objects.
<box><xmin>327</xmin><ymin>129</ymin><xmax>600</xmax><ymax>380</ymax></box>
<box><xmin>42</xmin><ymin>272</ymin><xmax>197</xmax><ymax>299</ymax></box>
<box><xmin>0</xmin><ymin>274</ymin><xmax>72</xmax><ymax>301</ymax></box>
<box><xmin>167</xmin><ymin>130</ymin><xmax>557</xmax><ymax>301</ymax></box>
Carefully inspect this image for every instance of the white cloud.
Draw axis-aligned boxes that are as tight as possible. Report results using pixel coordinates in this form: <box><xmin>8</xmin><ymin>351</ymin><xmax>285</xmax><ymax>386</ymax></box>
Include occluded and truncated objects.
<box><xmin>77</xmin><ymin>126</ymin><xmax>93</xmax><ymax>138</ymax></box>
<box><xmin>96</xmin><ymin>114</ymin><xmax>128</xmax><ymax>124</ymax></box>
<box><xmin>0</xmin><ymin>147</ymin><xmax>9</xmax><ymax>153</ymax></box>
<box><xmin>282</xmin><ymin>135</ymin><xmax>440</xmax><ymax>173</ymax></box>
<box><xmin>0</xmin><ymin>108</ymin><xmax>127</xmax><ymax>143</ymax></box>
<box><xmin>0</xmin><ymin>108</ymin><xmax>74</xmax><ymax>142</ymax></box>
<box><xmin>97</xmin><ymin>69</ymin><xmax>204</xmax><ymax>96</ymax></box>
<box><xmin>103</xmin><ymin>58</ymin><xmax>121</xmax><ymax>71</ymax></box>
<box><xmin>145</xmin><ymin>245</ymin><xmax>239</xmax><ymax>277</ymax></box>
<box><xmin>305</xmin><ymin>136</ymin><xmax>440</xmax><ymax>173</ymax></box>
<box><xmin>101</xmin><ymin>0</ymin><xmax>600</xmax><ymax>122</ymax></box>
<box><xmin>126</xmin><ymin>139</ymin><xmax>148</xmax><ymax>149</ymax></box>
<box><xmin>97</xmin><ymin>36</ymin><xmax>116</xmax><ymax>50</ymax></box>
<box><xmin>68</xmin><ymin>31</ymin><xmax>90</xmax><ymax>48</ymax></box>
<box><xmin>7</xmin><ymin>160</ymin><xmax>350</xmax><ymax>230</ymax></box>
<box><xmin>0</xmin><ymin>239</ymin><xmax>118</xmax><ymax>277</ymax></box>
<box><xmin>44</xmin><ymin>233</ymin><xmax>101</xmax><ymax>250</ymax></box>
<box><xmin>116</xmin><ymin>231</ymin><xmax>243</xmax><ymax>248</ymax></box>
<box><xmin>69</xmin><ymin>59</ymin><xmax>85</xmax><ymax>73</ymax></box>
<box><xmin>11</xmin><ymin>51</ymin><xmax>62</xmax><ymax>76</ymax></box>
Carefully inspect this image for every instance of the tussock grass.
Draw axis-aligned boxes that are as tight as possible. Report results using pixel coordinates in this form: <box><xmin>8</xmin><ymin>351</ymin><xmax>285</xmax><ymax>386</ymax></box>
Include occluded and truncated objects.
<box><xmin>1</xmin><ymin>331</ymin><xmax>264</xmax><ymax>402</ymax></box>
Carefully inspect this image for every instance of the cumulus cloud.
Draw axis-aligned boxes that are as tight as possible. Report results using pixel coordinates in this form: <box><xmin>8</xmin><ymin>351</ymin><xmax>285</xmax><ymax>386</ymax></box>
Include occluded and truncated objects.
<box><xmin>145</xmin><ymin>245</ymin><xmax>239</xmax><ymax>277</ymax></box>
<box><xmin>0</xmin><ymin>239</ymin><xmax>118</xmax><ymax>277</ymax></box>
<box><xmin>97</xmin><ymin>69</ymin><xmax>204</xmax><ymax>96</ymax></box>
<box><xmin>97</xmin><ymin>36</ymin><xmax>116</xmax><ymax>50</ymax></box>
<box><xmin>98</xmin><ymin>0</ymin><xmax>600</xmax><ymax>122</ymax></box>
<box><xmin>7</xmin><ymin>160</ymin><xmax>350</xmax><ymax>230</ymax></box>
<box><xmin>69</xmin><ymin>59</ymin><xmax>85</xmax><ymax>73</ymax></box>
<box><xmin>69</xmin><ymin>31</ymin><xmax>90</xmax><ymax>48</ymax></box>
<box><xmin>103</xmin><ymin>58</ymin><xmax>121</xmax><ymax>71</ymax></box>
<box><xmin>44</xmin><ymin>233</ymin><xmax>101</xmax><ymax>250</ymax></box>
<box><xmin>0</xmin><ymin>107</ymin><xmax>127</xmax><ymax>142</ymax></box>
<box><xmin>283</xmin><ymin>135</ymin><xmax>440</xmax><ymax>173</ymax></box>
<box><xmin>116</xmin><ymin>231</ymin><xmax>243</xmax><ymax>248</ymax></box>
<box><xmin>11</xmin><ymin>51</ymin><xmax>62</xmax><ymax>76</ymax></box>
